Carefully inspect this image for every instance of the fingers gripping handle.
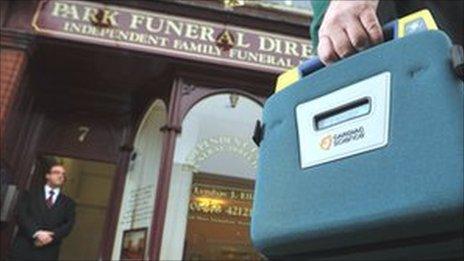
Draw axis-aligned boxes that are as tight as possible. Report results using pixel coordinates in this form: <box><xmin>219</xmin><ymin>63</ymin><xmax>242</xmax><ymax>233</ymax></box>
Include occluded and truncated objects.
<box><xmin>299</xmin><ymin>22</ymin><xmax>397</xmax><ymax>78</ymax></box>
<box><xmin>275</xmin><ymin>9</ymin><xmax>437</xmax><ymax>93</ymax></box>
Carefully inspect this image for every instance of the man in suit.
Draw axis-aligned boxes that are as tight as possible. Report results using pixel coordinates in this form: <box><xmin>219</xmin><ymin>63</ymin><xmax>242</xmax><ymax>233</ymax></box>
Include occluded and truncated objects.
<box><xmin>10</xmin><ymin>164</ymin><xmax>76</xmax><ymax>260</ymax></box>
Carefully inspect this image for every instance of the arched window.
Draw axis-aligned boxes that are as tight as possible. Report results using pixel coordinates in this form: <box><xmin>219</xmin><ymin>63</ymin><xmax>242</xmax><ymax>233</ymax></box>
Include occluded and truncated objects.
<box><xmin>160</xmin><ymin>93</ymin><xmax>264</xmax><ymax>260</ymax></box>
<box><xmin>112</xmin><ymin>99</ymin><xmax>167</xmax><ymax>260</ymax></box>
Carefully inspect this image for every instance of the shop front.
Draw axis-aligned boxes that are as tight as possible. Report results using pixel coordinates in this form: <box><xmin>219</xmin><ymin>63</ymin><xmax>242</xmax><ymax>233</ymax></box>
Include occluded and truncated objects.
<box><xmin>0</xmin><ymin>1</ymin><xmax>311</xmax><ymax>259</ymax></box>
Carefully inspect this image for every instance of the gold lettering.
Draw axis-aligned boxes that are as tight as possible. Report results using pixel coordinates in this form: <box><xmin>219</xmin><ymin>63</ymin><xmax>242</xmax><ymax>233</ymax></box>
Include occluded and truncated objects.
<box><xmin>230</xmin><ymin>191</ymin><xmax>237</xmax><ymax>199</ymax></box>
<box><xmin>147</xmin><ymin>35</ymin><xmax>169</xmax><ymax>46</ymax></box>
<box><xmin>200</xmin><ymin>26</ymin><xmax>215</xmax><ymax>42</ymax></box>
<box><xmin>64</xmin><ymin>22</ymin><xmax>82</xmax><ymax>33</ymax></box>
<box><xmin>185</xmin><ymin>24</ymin><xmax>200</xmax><ymax>39</ymax></box>
<box><xmin>130</xmin><ymin>14</ymin><xmax>145</xmax><ymax>29</ymax></box>
<box><xmin>286</xmin><ymin>58</ymin><xmax>292</xmax><ymax>67</ymax></box>
<box><xmin>52</xmin><ymin>2</ymin><xmax>68</xmax><ymax>17</ymax></box>
<box><xmin>63</xmin><ymin>21</ymin><xmax>71</xmax><ymax>31</ymax></box>
<box><xmin>82</xmin><ymin>7</ymin><xmax>98</xmax><ymax>23</ymax></box>
<box><xmin>259</xmin><ymin>36</ymin><xmax>275</xmax><ymax>52</ymax></box>
<box><xmin>101</xmin><ymin>9</ymin><xmax>119</xmax><ymax>26</ymax></box>
<box><xmin>165</xmin><ymin>20</ymin><xmax>183</xmax><ymax>36</ymax></box>
<box><xmin>236</xmin><ymin>32</ymin><xmax>250</xmax><ymax>48</ymax></box>
<box><xmin>51</xmin><ymin>2</ymin><xmax>79</xmax><ymax>20</ymax></box>
<box><xmin>248</xmin><ymin>52</ymin><xmax>258</xmax><ymax>63</ymax></box>
<box><xmin>118</xmin><ymin>30</ymin><xmax>129</xmax><ymax>41</ymax></box>
<box><xmin>274</xmin><ymin>39</ymin><xmax>283</xmax><ymax>54</ymax></box>
<box><xmin>146</xmin><ymin>16</ymin><xmax>164</xmax><ymax>33</ymax></box>
<box><xmin>128</xmin><ymin>32</ymin><xmax>141</xmax><ymax>43</ymax></box>
<box><xmin>173</xmin><ymin>39</ymin><xmax>184</xmax><ymax>49</ymax></box>
<box><xmin>81</xmin><ymin>24</ymin><xmax>95</xmax><ymax>35</ymax></box>
<box><xmin>301</xmin><ymin>43</ymin><xmax>313</xmax><ymax>57</ymax></box>
<box><xmin>284</xmin><ymin>40</ymin><xmax>299</xmax><ymax>56</ymax></box>
<box><xmin>159</xmin><ymin>37</ymin><xmax>168</xmax><ymax>47</ymax></box>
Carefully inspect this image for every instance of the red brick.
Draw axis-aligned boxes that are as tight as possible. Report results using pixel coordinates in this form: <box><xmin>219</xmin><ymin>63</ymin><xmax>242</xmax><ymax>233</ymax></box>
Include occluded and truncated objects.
<box><xmin>0</xmin><ymin>48</ymin><xmax>27</xmax><ymax>139</ymax></box>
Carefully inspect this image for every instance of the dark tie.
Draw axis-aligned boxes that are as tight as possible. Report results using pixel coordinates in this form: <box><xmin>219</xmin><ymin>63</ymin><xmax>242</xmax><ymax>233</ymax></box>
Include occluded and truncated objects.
<box><xmin>46</xmin><ymin>190</ymin><xmax>55</xmax><ymax>208</ymax></box>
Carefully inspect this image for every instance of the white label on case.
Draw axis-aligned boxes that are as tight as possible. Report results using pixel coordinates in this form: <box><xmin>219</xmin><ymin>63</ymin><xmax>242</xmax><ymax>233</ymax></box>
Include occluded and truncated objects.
<box><xmin>296</xmin><ymin>72</ymin><xmax>391</xmax><ymax>169</ymax></box>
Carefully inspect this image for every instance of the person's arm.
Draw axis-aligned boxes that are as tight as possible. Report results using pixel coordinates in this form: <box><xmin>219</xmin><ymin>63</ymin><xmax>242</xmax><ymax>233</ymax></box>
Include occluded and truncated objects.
<box><xmin>51</xmin><ymin>199</ymin><xmax>76</xmax><ymax>241</ymax></box>
<box><xmin>310</xmin><ymin>0</ymin><xmax>330</xmax><ymax>51</ymax></box>
<box><xmin>16</xmin><ymin>190</ymin><xmax>39</xmax><ymax>238</ymax></box>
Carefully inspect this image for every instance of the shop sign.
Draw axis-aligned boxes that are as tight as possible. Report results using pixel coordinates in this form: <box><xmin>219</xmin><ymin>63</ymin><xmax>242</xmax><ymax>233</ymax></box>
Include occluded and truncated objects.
<box><xmin>32</xmin><ymin>0</ymin><xmax>313</xmax><ymax>73</ymax></box>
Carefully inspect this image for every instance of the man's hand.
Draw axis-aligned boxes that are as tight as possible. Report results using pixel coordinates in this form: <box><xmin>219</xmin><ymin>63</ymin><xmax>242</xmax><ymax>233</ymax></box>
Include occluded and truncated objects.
<box><xmin>318</xmin><ymin>0</ymin><xmax>383</xmax><ymax>65</ymax></box>
<box><xmin>33</xmin><ymin>230</ymin><xmax>54</xmax><ymax>247</ymax></box>
<box><xmin>34</xmin><ymin>239</ymin><xmax>45</xmax><ymax>247</ymax></box>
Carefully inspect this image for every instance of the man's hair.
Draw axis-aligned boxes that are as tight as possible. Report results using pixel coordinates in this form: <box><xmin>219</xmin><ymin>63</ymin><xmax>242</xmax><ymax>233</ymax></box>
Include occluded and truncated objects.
<box><xmin>47</xmin><ymin>164</ymin><xmax>65</xmax><ymax>174</ymax></box>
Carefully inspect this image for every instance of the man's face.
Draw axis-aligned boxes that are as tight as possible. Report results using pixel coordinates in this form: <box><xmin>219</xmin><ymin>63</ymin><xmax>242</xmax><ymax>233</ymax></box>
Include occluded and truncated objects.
<box><xmin>46</xmin><ymin>166</ymin><xmax>66</xmax><ymax>188</ymax></box>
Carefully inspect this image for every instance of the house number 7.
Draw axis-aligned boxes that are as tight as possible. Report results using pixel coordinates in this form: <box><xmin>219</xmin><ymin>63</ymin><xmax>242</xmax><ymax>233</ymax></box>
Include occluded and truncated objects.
<box><xmin>78</xmin><ymin>126</ymin><xmax>90</xmax><ymax>142</ymax></box>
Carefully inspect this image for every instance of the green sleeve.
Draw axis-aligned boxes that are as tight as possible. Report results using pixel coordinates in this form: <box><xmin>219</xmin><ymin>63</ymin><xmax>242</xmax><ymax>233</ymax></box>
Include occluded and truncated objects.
<box><xmin>310</xmin><ymin>0</ymin><xmax>330</xmax><ymax>53</ymax></box>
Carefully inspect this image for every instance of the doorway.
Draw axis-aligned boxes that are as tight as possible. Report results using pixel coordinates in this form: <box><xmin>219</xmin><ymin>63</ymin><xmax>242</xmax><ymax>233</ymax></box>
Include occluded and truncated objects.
<box><xmin>32</xmin><ymin>155</ymin><xmax>116</xmax><ymax>260</ymax></box>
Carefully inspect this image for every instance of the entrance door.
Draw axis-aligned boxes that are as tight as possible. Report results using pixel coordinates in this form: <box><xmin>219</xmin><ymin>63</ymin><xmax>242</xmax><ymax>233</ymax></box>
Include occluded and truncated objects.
<box><xmin>32</xmin><ymin>155</ymin><xmax>116</xmax><ymax>260</ymax></box>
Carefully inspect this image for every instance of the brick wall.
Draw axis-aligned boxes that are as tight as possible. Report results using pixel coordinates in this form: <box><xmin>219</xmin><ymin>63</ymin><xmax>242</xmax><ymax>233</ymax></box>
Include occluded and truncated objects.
<box><xmin>0</xmin><ymin>48</ymin><xmax>27</xmax><ymax>139</ymax></box>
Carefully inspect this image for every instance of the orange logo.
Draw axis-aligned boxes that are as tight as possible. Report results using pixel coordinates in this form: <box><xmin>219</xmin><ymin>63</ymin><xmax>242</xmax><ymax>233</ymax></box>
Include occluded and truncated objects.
<box><xmin>320</xmin><ymin>135</ymin><xmax>332</xmax><ymax>150</ymax></box>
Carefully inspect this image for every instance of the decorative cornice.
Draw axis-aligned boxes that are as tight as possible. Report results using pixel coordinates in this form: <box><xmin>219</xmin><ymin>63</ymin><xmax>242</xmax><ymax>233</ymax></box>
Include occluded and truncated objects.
<box><xmin>181</xmin><ymin>84</ymin><xmax>196</xmax><ymax>96</ymax></box>
<box><xmin>164</xmin><ymin>0</ymin><xmax>311</xmax><ymax>26</ymax></box>
<box><xmin>160</xmin><ymin>124</ymin><xmax>182</xmax><ymax>134</ymax></box>
<box><xmin>119</xmin><ymin>144</ymin><xmax>134</xmax><ymax>152</ymax></box>
<box><xmin>99</xmin><ymin>0</ymin><xmax>309</xmax><ymax>38</ymax></box>
<box><xmin>0</xmin><ymin>29</ymin><xmax>36</xmax><ymax>55</ymax></box>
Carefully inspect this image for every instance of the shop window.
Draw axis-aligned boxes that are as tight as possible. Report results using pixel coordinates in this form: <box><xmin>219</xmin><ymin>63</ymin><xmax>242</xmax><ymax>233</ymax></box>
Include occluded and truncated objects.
<box><xmin>160</xmin><ymin>93</ymin><xmax>264</xmax><ymax>260</ymax></box>
<box><xmin>111</xmin><ymin>100</ymin><xmax>167</xmax><ymax>260</ymax></box>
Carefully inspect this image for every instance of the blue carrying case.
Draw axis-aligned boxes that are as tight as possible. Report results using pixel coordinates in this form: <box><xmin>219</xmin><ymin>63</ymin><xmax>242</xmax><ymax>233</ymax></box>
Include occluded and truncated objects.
<box><xmin>251</xmin><ymin>30</ymin><xmax>464</xmax><ymax>259</ymax></box>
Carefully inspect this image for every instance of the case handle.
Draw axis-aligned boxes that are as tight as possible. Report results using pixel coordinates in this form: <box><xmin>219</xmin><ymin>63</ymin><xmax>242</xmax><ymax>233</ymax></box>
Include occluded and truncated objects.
<box><xmin>451</xmin><ymin>45</ymin><xmax>464</xmax><ymax>81</ymax></box>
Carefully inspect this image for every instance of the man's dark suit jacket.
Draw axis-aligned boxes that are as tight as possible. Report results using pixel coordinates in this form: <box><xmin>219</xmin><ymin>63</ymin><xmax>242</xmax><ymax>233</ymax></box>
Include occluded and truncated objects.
<box><xmin>10</xmin><ymin>186</ymin><xmax>76</xmax><ymax>261</ymax></box>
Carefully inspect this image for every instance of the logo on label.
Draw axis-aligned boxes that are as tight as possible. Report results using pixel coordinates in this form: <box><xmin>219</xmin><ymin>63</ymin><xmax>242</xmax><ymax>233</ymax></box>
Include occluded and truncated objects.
<box><xmin>320</xmin><ymin>135</ymin><xmax>333</xmax><ymax>150</ymax></box>
<box><xmin>320</xmin><ymin>126</ymin><xmax>365</xmax><ymax>151</ymax></box>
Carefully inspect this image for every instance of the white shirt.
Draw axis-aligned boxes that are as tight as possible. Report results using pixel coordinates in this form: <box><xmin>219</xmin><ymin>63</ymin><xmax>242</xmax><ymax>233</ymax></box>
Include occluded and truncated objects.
<box><xmin>44</xmin><ymin>184</ymin><xmax>60</xmax><ymax>204</ymax></box>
